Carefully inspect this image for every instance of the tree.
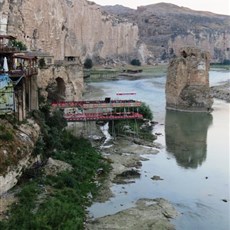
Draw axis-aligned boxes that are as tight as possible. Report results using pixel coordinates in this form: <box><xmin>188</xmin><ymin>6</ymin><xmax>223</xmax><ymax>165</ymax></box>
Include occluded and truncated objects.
<box><xmin>130</xmin><ymin>59</ymin><xmax>141</xmax><ymax>66</ymax></box>
<box><xmin>84</xmin><ymin>58</ymin><xmax>93</xmax><ymax>69</ymax></box>
<box><xmin>11</xmin><ymin>40</ymin><xmax>27</xmax><ymax>51</ymax></box>
<box><xmin>138</xmin><ymin>102</ymin><xmax>153</xmax><ymax>120</ymax></box>
<box><xmin>38</xmin><ymin>58</ymin><xmax>46</xmax><ymax>68</ymax></box>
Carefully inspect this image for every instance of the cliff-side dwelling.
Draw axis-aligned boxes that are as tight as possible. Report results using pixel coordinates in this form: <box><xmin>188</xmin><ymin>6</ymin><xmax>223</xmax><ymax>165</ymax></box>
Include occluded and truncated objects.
<box><xmin>165</xmin><ymin>47</ymin><xmax>213</xmax><ymax>112</ymax></box>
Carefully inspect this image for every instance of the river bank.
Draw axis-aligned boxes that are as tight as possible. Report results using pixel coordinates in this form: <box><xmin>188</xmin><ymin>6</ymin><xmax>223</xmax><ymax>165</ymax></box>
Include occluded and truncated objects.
<box><xmin>0</xmin><ymin>68</ymin><xmax>228</xmax><ymax>229</ymax></box>
<box><xmin>210</xmin><ymin>80</ymin><xmax>230</xmax><ymax>102</ymax></box>
<box><xmin>83</xmin><ymin>70</ymin><xmax>229</xmax><ymax>230</ymax></box>
<box><xmin>85</xmin><ymin>133</ymin><xmax>179</xmax><ymax>229</ymax></box>
<box><xmin>83</xmin><ymin>82</ymin><xmax>180</xmax><ymax>229</ymax></box>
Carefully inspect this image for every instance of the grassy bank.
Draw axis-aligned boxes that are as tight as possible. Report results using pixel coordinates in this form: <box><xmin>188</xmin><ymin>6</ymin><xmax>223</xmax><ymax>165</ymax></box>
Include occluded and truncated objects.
<box><xmin>86</xmin><ymin>63</ymin><xmax>230</xmax><ymax>82</ymax></box>
<box><xmin>210</xmin><ymin>64</ymin><xmax>230</xmax><ymax>71</ymax></box>
<box><xmin>85</xmin><ymin>64</ymin><xmax>168</xmax><ymax>82</ymax></box>
<box><xmin>0</xmin><ymin>106</ymin><xmax>110</xmax><ymax>229</ymax></box>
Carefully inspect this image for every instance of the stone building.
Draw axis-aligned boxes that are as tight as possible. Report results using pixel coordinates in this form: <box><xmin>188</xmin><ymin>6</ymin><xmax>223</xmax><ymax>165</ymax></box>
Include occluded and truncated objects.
<box><xmin>165</xmin><ymin>47</ymin><xmax>213</xmax><ymax>112</ymax></box>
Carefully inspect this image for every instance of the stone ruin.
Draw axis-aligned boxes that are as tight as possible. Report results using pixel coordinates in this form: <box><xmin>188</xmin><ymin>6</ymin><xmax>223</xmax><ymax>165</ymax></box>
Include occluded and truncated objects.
<box><xmin>165</xmin><ymin>47</ymin><xmax>213</xmax><ymax>112</ymax></box>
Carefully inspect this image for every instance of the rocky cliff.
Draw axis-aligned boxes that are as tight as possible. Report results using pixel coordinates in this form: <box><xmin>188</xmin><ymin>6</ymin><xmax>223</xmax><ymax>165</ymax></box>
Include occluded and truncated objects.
<box><xmin>102</xmin><ymin>3</ymin><xmax>230</xmax><ymax>64</ymax></box>
<box><xmin>0</xmin><ymin>0</ymin><xmax>140</xmax><ymax>100</ymax></box>
<box><xmin>0</xmin><ymin>119</ymin><xmax>40</xmax><ymax>195</ymax></box>
<box><xmin>2</xmin><ymin>1</ymin><xmax>228</xmax><ymax>67</ymax></box>
<box><xmin>1</xmin><ymin>0</ymin><xmax>139</xmax><ymax>64</ymax></box>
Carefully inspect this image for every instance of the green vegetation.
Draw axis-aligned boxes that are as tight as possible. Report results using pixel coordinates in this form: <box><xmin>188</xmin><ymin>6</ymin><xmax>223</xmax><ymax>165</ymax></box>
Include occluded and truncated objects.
<box><xmin>222</xmin><ymin>60</ymin><xmax>230</xmax><ymax>65</ymax></box>
<box><xmin>85</xmin><ymin>68</ymin><xmax>119</xmax><ymax>82</ymax></box>
<box><xmin>110</xmin><ymin>102</ymin><xmax>156</xmax><ymax>141</ymax></box>
<box><xmin>130</xmin><ymin>59</ymin><xmax>141</xmax><ymax>66</ymax></box>
<box><xmin>0</xmin><ymin>116</ymin><xmax>23</xmax><ymax>174</ymax></box>
<box><xmin>85</xmin><ymin>64</ymin><xmax>168</xmax><ymax>82</ymax></box>
<box><xmin>10</xmin><ymin>40</ymin><xmax>27</xmax><ymax>51</ymax></box>
<box><xmin>84</xmin><ymin>58</ymin><xmax>93</xmax><ymax>69</ymax></box>
<box><xmin>0</xmin><ymin>124</ymin><xmax>14</xmax><ymax>141</ymax></box>
<box><xmin>141</xmin><ymin>65</ymin><xmax>167</xmax><ymax>75</ymax></box>
<box><xmin>138</xmin><ymin>102</ymin><xmax>153</xmax><ymax>120</ymax></box>
<box><xmin>210</xmin><ymin>63</ymin><xmax>230</xmax><ymax>70</ymax></box>
<box><xmin>38</xmin><ymin>58</ymin><xmax>46</xmax><ymax>68</ymax></box>
<box><xmin>0</xmin><ymin>105</ymin><xmax>110</xmax><ymax>229</ymax></box>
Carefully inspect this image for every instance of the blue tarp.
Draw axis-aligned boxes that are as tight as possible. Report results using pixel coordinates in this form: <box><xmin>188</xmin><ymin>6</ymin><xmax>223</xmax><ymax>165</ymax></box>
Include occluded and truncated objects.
<box><xmin>0</xmin><ymin>73</ymin><xmax>12</xmax><ymax>89</ymax></box>
<box><xmin>0</xmin><ymin>74</ymin><xmax>14</xmax><ymax>114</ymax></box>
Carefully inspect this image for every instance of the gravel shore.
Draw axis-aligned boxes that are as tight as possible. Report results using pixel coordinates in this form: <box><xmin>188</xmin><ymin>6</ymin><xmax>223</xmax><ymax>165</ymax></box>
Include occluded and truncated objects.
<box><xmin>210</xmin><ymin>80</ymin><xmax>230</xmax><ymax>102</ymax></box>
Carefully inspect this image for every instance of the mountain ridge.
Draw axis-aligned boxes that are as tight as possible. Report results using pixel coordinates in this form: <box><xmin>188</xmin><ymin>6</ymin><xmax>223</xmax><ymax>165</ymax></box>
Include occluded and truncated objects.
<box><xmin>102</xmin><ymin>2</ymin><xmax>230</xmax><ymax>63</ymax></box>
<box><xmin>102</xmin><ymin>2</ymin><xmax>229</xmax><ymax>17</ymax></box>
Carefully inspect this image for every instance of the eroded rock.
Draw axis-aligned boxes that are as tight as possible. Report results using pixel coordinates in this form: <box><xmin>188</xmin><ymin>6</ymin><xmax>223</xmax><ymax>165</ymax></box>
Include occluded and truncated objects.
<box><xmin>210</xmin><ymin>80</ymin><xmax>230</xmax><ymax>102</ymax></box>
<box><xmin>166</xmin><ymin>47</ymin><xmax>213</xmax><ymax>112</ymax></box>
<box><xmin>86</xmin><ymin>198</ymin><xmax>179</xmax><ymax>230</ymax></box>
<box><xmin>151</xmin><ymin>175</ymin><xmax>164</xmax><ymax>180</ymax></box>
<box><xmin>0</xmin><ymin>119</ymin><xmax>40</xmax><ymax>195</ymax></box>
<box><xmin>44</xmin><ymin>157</ymin><xmax>73</xmax><ymax>176</ymax></box>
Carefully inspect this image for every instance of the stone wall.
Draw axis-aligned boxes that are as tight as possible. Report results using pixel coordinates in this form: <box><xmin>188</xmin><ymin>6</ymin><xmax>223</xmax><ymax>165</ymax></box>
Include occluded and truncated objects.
<box><xmin>38</xmin><ymin>60</ymin><xmax>84</xmax><ymax>101</ymax></box>
<box><xmin>165</xmin><ymin>47</ymin><xmax>213</xmax><ymax>112</ymax></box>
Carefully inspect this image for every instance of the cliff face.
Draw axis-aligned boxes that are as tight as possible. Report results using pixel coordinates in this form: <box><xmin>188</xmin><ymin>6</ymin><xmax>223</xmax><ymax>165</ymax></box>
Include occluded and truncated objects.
<box><xmin>103</xmin><ymin>3</ymin><xmax>230</xmax><ymax>64</ymax></box>
<box><xmin>1</xmin><ymin>0</ymin><xmax>138</xmax><ymax>64</ymax></box>
<box><xmin>38</xmin><ymin>59</ymin><xmax>84</xmax><ymax>101</ymax></box>
<box><xmin>0</xmin><ymin>119</ymin><xmax>40</xmax><ymax>195</ymax></box>
<box><xmin>0</xmin><ymin>0</ymin><xmax>139</xmax><ymax>100</ymax></box>
<box><xmin>2</xmin><ymin>1</ymin><xmax>228</xmax><ymax>66</ymax></box>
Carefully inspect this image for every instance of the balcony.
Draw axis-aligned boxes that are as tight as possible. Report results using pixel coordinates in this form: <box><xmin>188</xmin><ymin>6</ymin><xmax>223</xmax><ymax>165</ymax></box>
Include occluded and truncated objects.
<box><xmin>0</xmin><ymin>45</ymin><xmax>19</xmax><ymax>53</ymax></box>
<box><xmin>0</xmin><ymin>67</ymin><xmax>38</xmax><ymax>78</ymax></box>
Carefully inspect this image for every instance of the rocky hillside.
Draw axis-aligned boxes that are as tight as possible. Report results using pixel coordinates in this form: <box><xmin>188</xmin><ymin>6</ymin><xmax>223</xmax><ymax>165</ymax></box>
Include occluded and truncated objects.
<box><xmin>0</xmin><ymin>0</ymin><xmax>138</xmax><ymax>65</ymax></box>
<box><xmin>0</xmin><ymin>119</ymin><xmax>40</xmax><ymax>195</ymax></box>
<box><xmin>1</xmin><ymin>1</ymin><xmax>228</xmax><ymax>66</ymax></box>
<box><xmin>102</xmin><ymin>3</ymin><xmax>230</xmax><ymax>64</ymax></box>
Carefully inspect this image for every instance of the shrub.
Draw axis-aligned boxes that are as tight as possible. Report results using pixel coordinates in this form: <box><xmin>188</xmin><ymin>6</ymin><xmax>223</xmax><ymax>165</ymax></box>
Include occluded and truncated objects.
<box><xmin>11</xmin><ymin>40</ymin><xmax>27</xmax><ymax>51</ymax></box>
<box><xmin>138</xmin><ymin>102</ymin><xmax>153</xmax><ymax>120</ymax></box>
<box><xmin>109</xmin><ymin>101</ymin><xmax>154</xmax><ymax>139</ymax></box>
<box><xmin>84</xmin><ymin>58</ymin><xmax>93</xmax><ymax>69</ymax></box>
<box><xmin>114</xmin><ymin>102</ymin><xmax>153</xmax><ymax>120</ymax></box>
<box><xmin>223</xmin><ymin>59</ymin><xmax>230</xmax><ymax>65</ymax></box>
<box><xmin>130</xmin><ymin>59</ymin><xmax>141</xmax><ymax>66</ymax></box>
<box><xmin>38</xmin><ymin>58</ymin><xmax>46</xmax><ymax>68</ymax></box>
<box><xmin>0</xmin><ymin>125</ymin><xmax>14</xmax><ymax>141</ymax></box>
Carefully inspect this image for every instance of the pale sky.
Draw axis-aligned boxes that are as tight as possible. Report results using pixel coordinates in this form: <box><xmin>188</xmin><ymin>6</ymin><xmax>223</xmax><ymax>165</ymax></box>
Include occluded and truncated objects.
<box><xmin>92</xmin><ymin>0</ymin><xmax>230</xmax><ymax>15</ymax></box>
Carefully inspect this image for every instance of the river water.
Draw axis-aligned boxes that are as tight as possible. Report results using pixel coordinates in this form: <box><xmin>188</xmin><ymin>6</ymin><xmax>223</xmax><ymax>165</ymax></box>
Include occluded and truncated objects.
<box><xmin>87</xmin><ymin>70</ymin><xmax>230</xmax><ymax>230</ymax></box>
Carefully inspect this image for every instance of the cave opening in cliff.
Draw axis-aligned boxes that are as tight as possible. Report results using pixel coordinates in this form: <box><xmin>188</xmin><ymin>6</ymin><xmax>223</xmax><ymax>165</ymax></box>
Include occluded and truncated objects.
<box><xmin>47</xmin><ymin>77</ymin><xmax>66</xmax><ymax>102</ymax></box>
<box><xmin>56</xmin><ymin>77</ymin><xmax>66</xmax><ymax>101</ymax></box>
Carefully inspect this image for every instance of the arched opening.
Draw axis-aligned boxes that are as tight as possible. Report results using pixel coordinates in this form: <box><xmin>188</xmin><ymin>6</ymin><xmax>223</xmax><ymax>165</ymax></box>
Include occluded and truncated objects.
<box><xmin>56</xmin><ymin>77</ymin><xmax>66</xmax><ymax>100</ymax></box>
<box><xmin>47</xmin><ymin>77</ymin><xmax>66</xmax><ymax>102</ymax></box>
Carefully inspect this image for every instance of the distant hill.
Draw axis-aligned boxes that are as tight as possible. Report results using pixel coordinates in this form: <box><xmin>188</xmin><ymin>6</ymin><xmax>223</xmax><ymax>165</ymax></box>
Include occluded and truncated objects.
<box><xmin>102</xmin><ymin>4</ymin><xmax>135</xmax><ymax>16</ymax></box>
<box><xmin>102</xmin><ymin>3</ymin><xmax>230</xmax><ymax>63</ymax></box>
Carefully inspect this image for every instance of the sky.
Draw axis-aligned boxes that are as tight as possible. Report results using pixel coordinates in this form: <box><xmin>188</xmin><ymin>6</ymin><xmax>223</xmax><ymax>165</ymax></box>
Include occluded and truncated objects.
<box><xmin>92</xmin><ymin>0</ymin><xmax>230</xmax><ymax>15</ymax></box>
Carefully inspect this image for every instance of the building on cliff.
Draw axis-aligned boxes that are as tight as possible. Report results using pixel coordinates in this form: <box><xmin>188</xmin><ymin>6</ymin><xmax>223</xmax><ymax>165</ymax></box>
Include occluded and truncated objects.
<box><xmin>0</xmin><ymin>35</ymin><xmax>38</xmax><ymax>120</ymax></box>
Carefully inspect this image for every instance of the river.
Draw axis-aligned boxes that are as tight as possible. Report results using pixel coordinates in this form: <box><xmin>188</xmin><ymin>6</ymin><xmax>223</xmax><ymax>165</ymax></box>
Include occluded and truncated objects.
<box><xmin>86</xmin><ymin>70</ymin><xmax>230</xmax><ymax>230</ymax></box>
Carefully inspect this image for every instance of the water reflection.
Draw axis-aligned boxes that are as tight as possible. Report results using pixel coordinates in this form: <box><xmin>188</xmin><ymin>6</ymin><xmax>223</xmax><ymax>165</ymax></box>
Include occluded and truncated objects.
<box><xmin>165</xmin><ymin>110</ymin><xmax>213</xmax><ymax>169</ymax></box>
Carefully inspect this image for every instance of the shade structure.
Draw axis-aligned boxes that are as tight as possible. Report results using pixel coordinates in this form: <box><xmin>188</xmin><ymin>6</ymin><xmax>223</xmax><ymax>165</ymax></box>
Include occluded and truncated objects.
<box><xmin>3</xmin><ymin>57</ymin><xmax>9</xmax><ymax>72</ymax></box>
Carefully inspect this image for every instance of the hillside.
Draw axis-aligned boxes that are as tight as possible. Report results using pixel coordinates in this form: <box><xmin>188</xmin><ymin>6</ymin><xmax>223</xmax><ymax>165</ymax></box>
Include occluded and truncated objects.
<box><xmin>1</xmin><ymin>0</ymin><xmax>139</xmax><ymax>65</ymax></box>
<box><xmin>102</xmin><ymin>3</ymin><xmax>230</xmax><ymax>64</ymax></box>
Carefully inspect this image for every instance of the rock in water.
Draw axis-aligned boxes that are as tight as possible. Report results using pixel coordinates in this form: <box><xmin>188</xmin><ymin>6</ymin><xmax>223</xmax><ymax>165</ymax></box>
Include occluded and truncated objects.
<box><xmin>165</xmin><ymin>47</ymin><xmax>213</xmax><ymax>112</ymax></box>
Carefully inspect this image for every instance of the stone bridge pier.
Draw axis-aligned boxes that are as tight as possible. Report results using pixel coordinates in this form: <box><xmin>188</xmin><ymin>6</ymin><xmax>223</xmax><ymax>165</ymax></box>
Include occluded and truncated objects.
<box><xmin>165</xmin><ymin>47</ymin><xmax>213</xmax><ymax>112</ymax></box>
